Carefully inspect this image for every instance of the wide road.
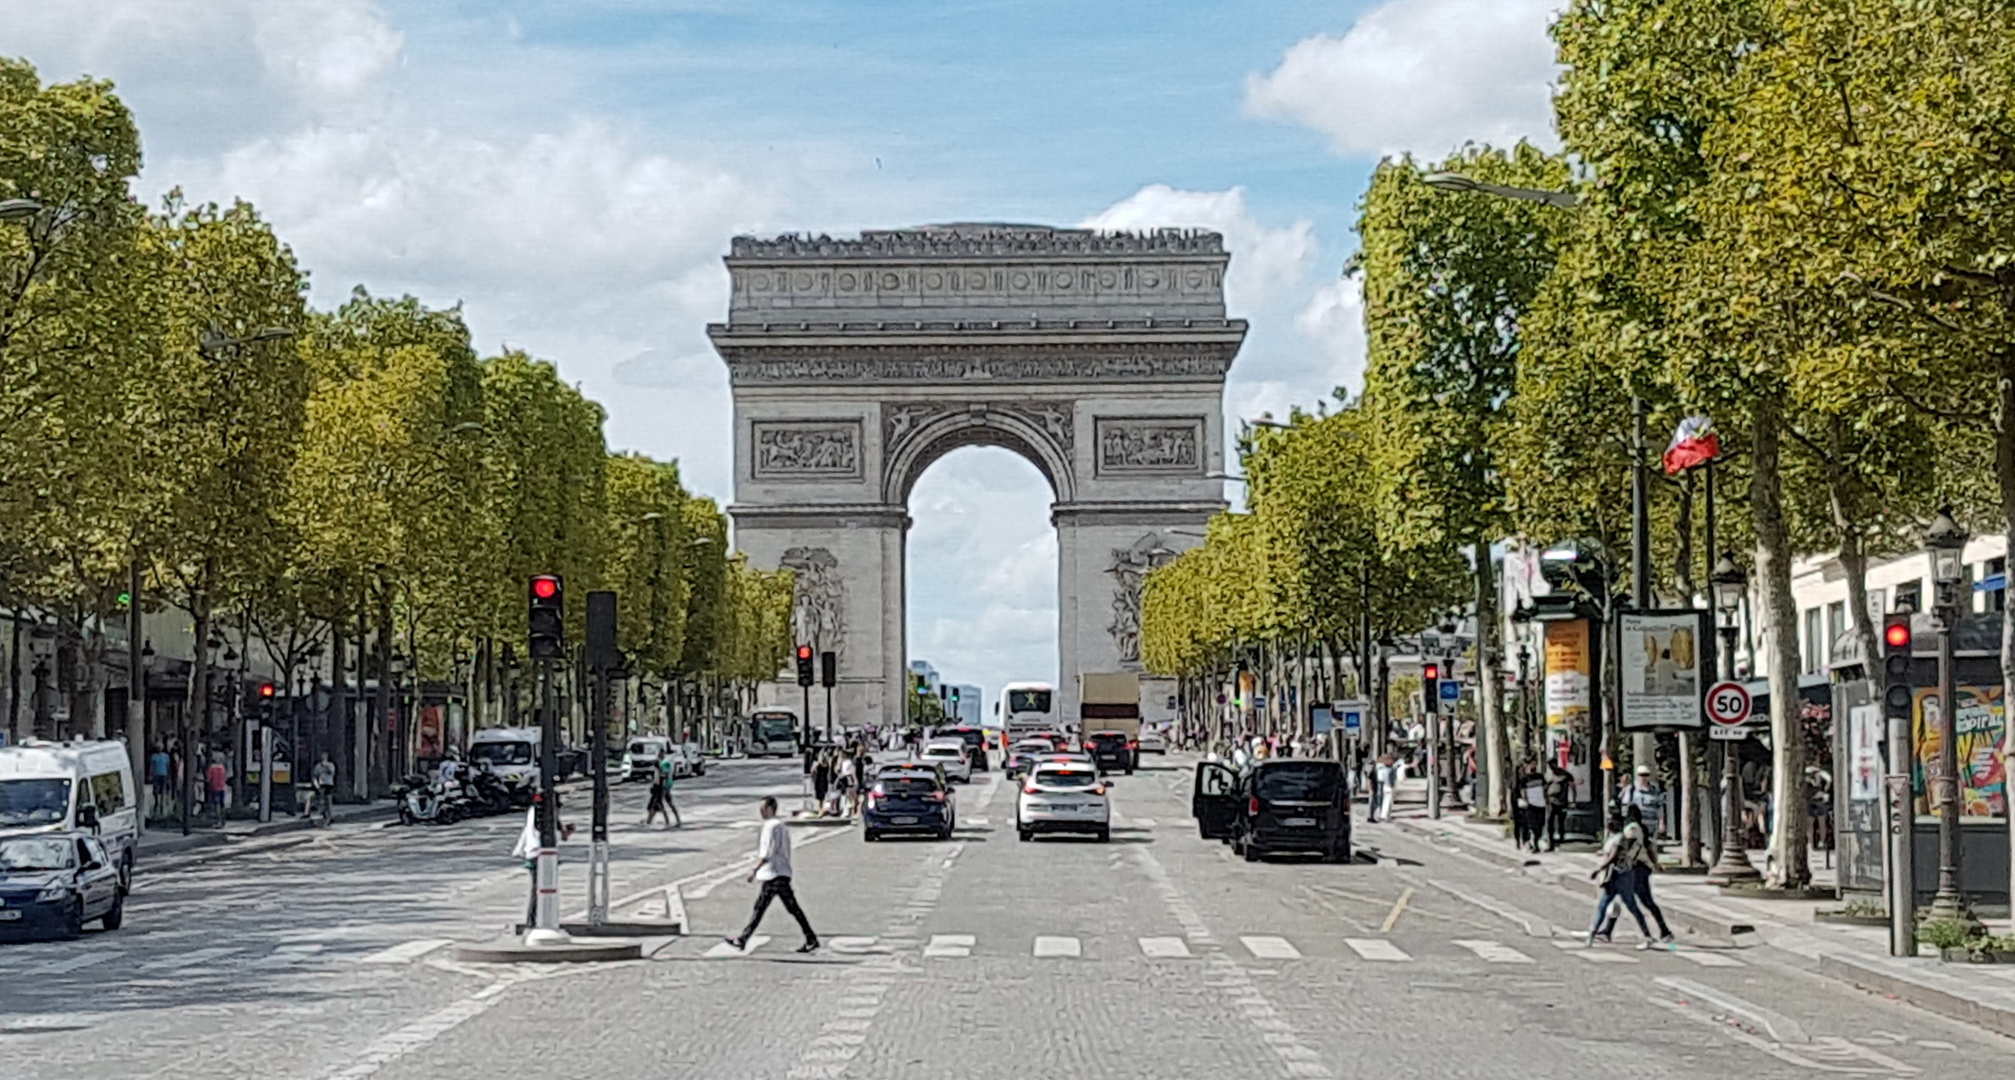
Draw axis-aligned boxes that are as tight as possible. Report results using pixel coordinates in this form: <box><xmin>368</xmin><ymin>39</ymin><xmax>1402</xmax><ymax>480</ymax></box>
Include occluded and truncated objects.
<box><xmin>3</xmin><ymin>752</ymin><xmax>2001</xmax><ymax>1079</ymax></box>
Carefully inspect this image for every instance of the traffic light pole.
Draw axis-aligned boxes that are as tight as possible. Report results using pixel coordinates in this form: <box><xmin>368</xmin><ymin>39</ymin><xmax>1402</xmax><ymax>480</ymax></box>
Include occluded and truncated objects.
<box><xmin>533</xmin><ymin>657</ymin><xmax>560</xmax><ymax>936</ymax></box>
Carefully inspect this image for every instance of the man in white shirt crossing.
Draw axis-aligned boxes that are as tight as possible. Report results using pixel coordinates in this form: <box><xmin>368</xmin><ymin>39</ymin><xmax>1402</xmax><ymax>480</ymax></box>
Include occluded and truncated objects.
<box><xmin>724</xmin><ymin>796</ymin><xmax>819</xmax><ymax>953</ymax></box>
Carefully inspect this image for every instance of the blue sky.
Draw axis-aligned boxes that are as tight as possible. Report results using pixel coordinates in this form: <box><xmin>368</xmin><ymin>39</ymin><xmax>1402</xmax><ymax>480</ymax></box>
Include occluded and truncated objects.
<box><xmin>11</xmin><ymin>0</ymin><xmax>1560</xmax><ymax>703</ymax></box>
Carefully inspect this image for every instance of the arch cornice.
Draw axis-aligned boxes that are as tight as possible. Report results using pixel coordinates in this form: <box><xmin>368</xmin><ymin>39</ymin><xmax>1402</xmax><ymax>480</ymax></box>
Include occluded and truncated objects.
<box><xmin>880</xmin><ymin>401</ymin><xmax>1076</xmax><ymax>505</ymax></box>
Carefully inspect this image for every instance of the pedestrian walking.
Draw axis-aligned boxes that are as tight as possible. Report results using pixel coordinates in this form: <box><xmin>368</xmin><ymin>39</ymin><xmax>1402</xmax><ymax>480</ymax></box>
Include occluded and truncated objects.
<box><xmin>724</xmin><ymin>796</ymin><xmax>819</xmax><ymax>954</ymax></box>
<box><xmin>644</xmin><ymin>764</ymin><xmax>671</xmax><ymax>827</ymax></box>
<box><xmin>812</xmin><ymin>749</ymin><xmax>832</xmax><ymax>812</ymax></box>
<box><xmin>310</xmin><ymin>753</ymin><xmax>337</xmax><ymax>825</ymax></box>
<box><xmin>1373</xmin><ymin>753</ymin><xmax>1397</xmax><ymax>822</ymax></box>
<box><xmin>835</xmin><ymin>746</ymin><xmax>857</xmax><ymax>817</ymax></box>
<box><xmin>511</xmin><ymin>799</ymin><xmax>540</xmax><ymax>929</ymax></box>
<box><xmin>205</xmin><ymin>753</ymin><xmax>230</xmax><ymax>827</ymax></box>
<box><xmin>148</xmin><ymin>743</ymin><xmax>171</xmax><ymax>820</ymax></box>
<box><xmin>1619</xmin><ymin>764</ymin><xmax>1667</xmax><ymax>839</ymax></box>
<box><xmin>1587</xmin><ymin>812</ymin><xmax>1657</xmax><ymax>946</ymax></box>
<box><xmin>1542</xmin><ymin>761</ymin><xmax>1571</xmax><ymax>851</ymax></box>
<box><xmin>659</xmin><ymin>754</ymin><xmax>682</xmax><ymax>827</ymax></box>
<box><xmin>1513</xmin><ymin>761</ymin><xmax>1545</xmax><ymax>851</ymax></box>
<box><xmin>1599</xmin><ymin>805</ymin><xmax>1675</xmax><ymax>943</ymax></box>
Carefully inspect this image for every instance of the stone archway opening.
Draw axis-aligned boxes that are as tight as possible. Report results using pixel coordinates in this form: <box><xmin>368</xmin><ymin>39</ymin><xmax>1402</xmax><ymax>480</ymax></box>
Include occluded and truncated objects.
<box><xmin>904</xmin><ymin>446</ymin><xmax>1060</xmax><ymax>711</ymax></box>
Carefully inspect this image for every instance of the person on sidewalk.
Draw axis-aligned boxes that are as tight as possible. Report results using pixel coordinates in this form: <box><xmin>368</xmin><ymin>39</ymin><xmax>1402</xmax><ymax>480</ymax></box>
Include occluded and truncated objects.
<box><xmin>1619</xmin><ymin>764</ymin><xmax>1667</xmax><ymax>839</ymax></box>
<box><xmin>148</xmin><ymin>744</ymin><xmax>171</xmax><ymax>820</ymax></box>
<box><xmin>205</xmin><ymin>754</ymin><xmax>230</xmax><ymax>827</ymax></box>
<box><xmin>724</xmin><ymin>796</ymin><xmax>819</xmax><ymax>954</ymax></box>
<box><xmin>1514</xmin><ymin>761</ymin><xmax>1546</xmax><ymax>852</ymax></box>
<box><xmin>1599</xmin><ymin>804</ymin><xmax>1675</xmax><ymax>943</ymax></box>
<box><xmin>310</xmin><ymin>754</ymin><xmax>336</xmax><ymax>824</ymax></box>
<box><xmin>1542</xmin><ymin>761</ymin><xmax>1572</xmax><ymax>851</ymax></box>
<box><xmin>1588</xmin><ymin>812</ymin><xmax>1657</xmax><ymax>946</ymax></box>
<box><xmin>1373</xmin><ymin>753</ymin><xmax>1398</xmax><ymax>822</ymax></box>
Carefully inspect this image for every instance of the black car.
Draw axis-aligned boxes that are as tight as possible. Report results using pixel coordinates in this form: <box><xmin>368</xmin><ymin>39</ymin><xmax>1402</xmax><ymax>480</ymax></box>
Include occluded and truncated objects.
<box><xmin>1084</xmin><ymin>731</ymin><xmax>1135</xmax><ymax>775</ymax></box>
<box><xmin>863</xmin><ymin>769</ymin><xmax>955</xmax><ymax>841</ymax></box>
<box><xmin>939</xmin><ymin>726</ymin><xmax>991</xmax><ymax>772</ymax></box>
<box><xmin>0</xmin><ymin>833</ymin><xmax>126</xmax><ymax>939</ymax></box>
<box><xmin>1193</xmin><ymin>758</ymin><xmax>1351</xmax><ymax>863</ymax></box>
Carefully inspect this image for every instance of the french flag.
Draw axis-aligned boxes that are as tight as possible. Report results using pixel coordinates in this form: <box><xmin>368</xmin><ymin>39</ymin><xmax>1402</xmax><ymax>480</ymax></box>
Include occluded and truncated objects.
<box><xmin>1662</xmin><ymin>415</ymin><xmax>1720</xmax><ymax>475</ymax></box>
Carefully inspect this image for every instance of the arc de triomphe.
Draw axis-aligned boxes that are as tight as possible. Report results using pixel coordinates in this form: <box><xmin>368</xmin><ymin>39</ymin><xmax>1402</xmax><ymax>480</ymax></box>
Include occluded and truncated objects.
<box><xmin>711</xmin><ymin>224</ymin><xmax>1245</xmax><ymax>728</ymax></box>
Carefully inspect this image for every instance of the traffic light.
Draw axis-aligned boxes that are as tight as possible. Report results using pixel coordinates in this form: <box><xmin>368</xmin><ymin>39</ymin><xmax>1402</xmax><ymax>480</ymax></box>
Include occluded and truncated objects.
<box><xmin>529</xmin><ymin>575</ymin><xmax>564</xmax><ymax>659</ymax></box>
<box><xmin>795</xmin><ymin>644</ymin><xmax>815</xmax><ymax>687</ymax></box>
<box><xmin>819</xmin><ymin>650</ymin><xmax>836</xmax><ymax>688</ymax></box>
<box><xmin>1882</xmin><ymin>612</ymin><xmax>1914</xmax><ymax>723</ymax></box>
<box><xmin>915</xmin><ymin>675</ymin><xmax>929</xmax><ymax>697</ymax></box>
<box><xmin>1422</xmin><ymin>662</ymin><xmax>1441</xmax><ymax>713</ymax></box>
<box><xmin>257</xmin><ymin>681</ymin><xmax>276</xmax><ymax>699</ymax></box>
<box><xmin>949</xmin><ymin>686</ymin><xmax>960</xmax><ymax>705</ymax></box>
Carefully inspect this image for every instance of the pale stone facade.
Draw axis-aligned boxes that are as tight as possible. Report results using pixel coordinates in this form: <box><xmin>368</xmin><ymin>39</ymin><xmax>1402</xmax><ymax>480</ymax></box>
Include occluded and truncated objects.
<box><xmin>712</xmin><ymin>224</ymin><xmax>1244</xmax><ymax>728</ymax></box>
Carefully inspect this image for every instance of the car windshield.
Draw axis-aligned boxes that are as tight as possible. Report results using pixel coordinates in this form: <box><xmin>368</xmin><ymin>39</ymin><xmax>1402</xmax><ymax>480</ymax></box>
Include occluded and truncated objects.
<box><xmin>881</xmin><ymin>777</ymin><xmax>941</xmax><ymax>797</ymax></box>
<box><xmin>470</xmin><ymin>742</ymin><xmax>533</xmax><ymax>766</ymax></box>
<box><xmin>1008</xmin><ymin>689</ymin><xmax>1052</xmax><ymax>714</ymax></box>
<box><xmin>1034</xmin><ymin>769</ymin><xmax>1098</xmax><ymax>788</ymax></box>
<box><xmin>0</xmin><ymin>778</ymin><xmax>70</xmax><ymax>827</ymax></box>
<box><xmin>0</xmin><ymin>836</ymin><xmax>73</xmax><ymax>871</ymax></box>
<box><xmin>923</xmin><ymin>746</ymin><xmax>959</xmax><ymax>758</ymax></box>
<box><xmin>1258</xmin><ymin>765</ymin><xmax>1343</xmax><ymax>802</ymax></box>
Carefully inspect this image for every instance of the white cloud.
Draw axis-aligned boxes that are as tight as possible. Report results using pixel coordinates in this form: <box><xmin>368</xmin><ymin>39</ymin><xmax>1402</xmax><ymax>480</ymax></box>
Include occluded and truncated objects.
<box><xmin>1080</xmin><ymin>185</ymin><xmax>1314</xmax><ymax>314</ymax></box>
<box><xmin>1243</xmin><ymin>0</ymin><xmax>1561</xmax><ymax>159</ymax></box>
<box><xmin>1295</xmin><ymin>276</ymin><xmax>1369</xmax><ymax>396</ymax></box>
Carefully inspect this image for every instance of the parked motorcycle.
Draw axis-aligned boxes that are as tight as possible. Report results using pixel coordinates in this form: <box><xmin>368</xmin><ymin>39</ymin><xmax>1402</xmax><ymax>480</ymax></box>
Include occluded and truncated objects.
<box><xmin>464</xmin><ymin>766</ymin><xmax>514</xmax><ymax>817</ymax></box>
<box><xmin>395</xmin><ymin>772</ymin><xmax>462</xmax><ymax>825</ymax></box>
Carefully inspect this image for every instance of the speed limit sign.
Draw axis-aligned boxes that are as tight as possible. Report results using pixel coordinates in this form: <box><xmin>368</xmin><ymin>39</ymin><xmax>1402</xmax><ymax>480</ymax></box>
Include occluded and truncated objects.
<box><xmin>1706</xmin><ymin>681</ymin><xmax>1752</xmax><ymax>739</ymax></box>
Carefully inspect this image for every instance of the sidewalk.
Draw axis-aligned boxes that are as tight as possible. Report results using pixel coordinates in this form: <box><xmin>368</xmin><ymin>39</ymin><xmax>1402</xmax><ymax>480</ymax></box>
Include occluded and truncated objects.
<box><xmin>137</xmin><ymin>799</ymin><xmax>399</xmax><ymax>859</ymax></box>
<box><xmin>1391</xmin><ymin>809</ymin><xmax>2015</xmax><ymax>1039</ymax></box>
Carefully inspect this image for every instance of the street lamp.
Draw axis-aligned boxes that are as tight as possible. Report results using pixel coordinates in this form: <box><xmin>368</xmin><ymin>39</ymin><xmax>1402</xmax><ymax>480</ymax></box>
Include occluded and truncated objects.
<box><xmin>1705</xmin><ymin>552</ymin><xmax>1761</xmax><ymax>883</ymax></box>
<box><xmin>1923</xmin><ymin>506</ymin><xmax>1974</xmax><ymax>921</ymax></box>
<box><xmin>0</xmin><ymin>198</ymin><xmax>43</xmax><ymax>222</ymax></box>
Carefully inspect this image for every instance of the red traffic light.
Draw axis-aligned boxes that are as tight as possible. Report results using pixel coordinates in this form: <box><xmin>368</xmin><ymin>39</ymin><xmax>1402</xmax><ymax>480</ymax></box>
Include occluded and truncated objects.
<box><xmin>797</xmin><ymin>644</ymin><xmax>813</xmax><ymax>661</ymax></box>
<box><xmin>531</xmin><ymin>575</ymin><xmax>560</xmax><ymax>600</ymax></box>
<box><xmin>1884</xmin><ymin>620</ymin><xmax>1912</xmax><ymax>650</ymax></box>
<box><xmin>258</xmin><ymin>682</ymin><xmax>276</xmax><ymax>698</ymax></box>
<box><xmin>1423</xmin><ymin>663</ymin><xmax>1440</xmax><ymax>680</ymax></box>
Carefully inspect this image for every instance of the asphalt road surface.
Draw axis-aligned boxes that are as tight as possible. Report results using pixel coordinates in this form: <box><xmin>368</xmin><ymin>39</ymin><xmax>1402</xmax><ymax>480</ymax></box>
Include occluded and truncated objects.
<box><xmin>2</xmin><ymin>753</ymin><xmax>2001</xmax><ymax>1079</ymax></box>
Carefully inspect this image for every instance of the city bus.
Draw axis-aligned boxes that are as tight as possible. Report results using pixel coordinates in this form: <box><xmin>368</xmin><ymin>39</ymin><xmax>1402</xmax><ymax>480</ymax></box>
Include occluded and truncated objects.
<box><xmin>997</xmin><ymin>681</ymin><xmax>1059</xmax><ymax>746</ymax></box>
<box><xmin>749</xmin><ymin>708</ymin><xmax>802</xmax><ymax>757</ymax></box>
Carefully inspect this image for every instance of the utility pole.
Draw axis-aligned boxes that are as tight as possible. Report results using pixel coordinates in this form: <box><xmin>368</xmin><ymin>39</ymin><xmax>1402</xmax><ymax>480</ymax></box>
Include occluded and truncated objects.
<box><xmin>527</xmin><ymin>574</ymin><xmax>566</xmax><ymax>942</ymax></box>
<box><xmin>585</xmin><ymin>591</ymin><xmax>617</xmax><ymax>929</ymax></box>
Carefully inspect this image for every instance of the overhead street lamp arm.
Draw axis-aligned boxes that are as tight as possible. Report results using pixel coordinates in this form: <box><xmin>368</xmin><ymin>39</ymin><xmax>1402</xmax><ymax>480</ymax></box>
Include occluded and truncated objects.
<box><xmin>1422</xmin><ymin>172</ymin><xmax>1580</xmax><ymax>209</ymax></box>
<box><xmin>0</xmin><ymin>198</ymin><xmax>44</xmax><ymax>222</ymax></box>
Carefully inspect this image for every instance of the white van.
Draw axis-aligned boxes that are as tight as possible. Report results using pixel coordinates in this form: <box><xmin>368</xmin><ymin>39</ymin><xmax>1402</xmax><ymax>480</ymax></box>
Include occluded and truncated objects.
<box><xmin>0</xmin><ymin>739</ymin><xmax>139</xmax><ymax>884</ymax></box>
<box><xmin>468</xmin><ymin>727</ymin><xmax>541</xmax><ymax>787</ymax></box>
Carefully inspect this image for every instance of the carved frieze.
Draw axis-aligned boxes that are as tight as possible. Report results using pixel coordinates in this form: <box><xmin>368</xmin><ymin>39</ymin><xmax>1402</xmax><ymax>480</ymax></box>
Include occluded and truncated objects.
<box><xmin>729</xmin><ymin>226</ymin><xmax>1226</xmax><ymax>259</ymax></box>
<box><xmin>883</xmin><ymin>402</ymin><xmax>1073</xmax><ymax>455</ymax></box>
<box><xmin>1095</xmin><ymin>417</ymin><xmax>1205</xmax><ymax>476</ymax></box>
<box><xmin>1107</xmin><ymin>533</ymin><xmax>1181</xmax><ymax>665</ymax></box>
<box><xmin>780</xmin><ymin>547</ymin><xmax>845</xmax><ymax>660</ymax></box>
<box><xmin>721</xmin><ymin>344</ymin><xmax>1235</xmax><ymax>385</ymax></box>
<box><xmin>752</xmin><ymin>420</ymin><xmax>862</xmax><ymax>480</ymax></box>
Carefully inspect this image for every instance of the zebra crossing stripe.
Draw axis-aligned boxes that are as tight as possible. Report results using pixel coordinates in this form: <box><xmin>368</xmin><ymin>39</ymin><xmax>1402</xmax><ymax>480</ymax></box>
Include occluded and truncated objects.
<box><xmin>1452</xmin><ymin>939</ymin><xmax>1532</xmax><ymax>964</ymax></box>
<box><xmin>1344</xmin><ymin>938</ymin><xmax>1411</xmax><ymax>962</ymax></box>
<box><xmin>357</xmin><ymin>939</ymin><xmax>452</xmax><ymax>965</ymax></box>
<box><xmin>924</xmin><ymin>934</ymin><xmax>974</xmax><ymax>958</ymax></box>
<box><xmin>1673</xmin><ymin>948</ymin><xmax>1745</xmax><ymax>967</ymax></box>
<box><xmin>1139</xmin><ymin>936</ymin><xmax>1191</xmax><ymax>958</ymax></box>
<box><xmin>1553</xmin><ymin>940</ymin><xmax>1638</xmax><ymax>963</ymax></box>
<box><xmin>705</xmin><ymin>935</ymin><xmax>771</xmax><ymax>958</ymax></box>
<box><xmin>1241</xmin><ymin>935</ymin><xmax>1302</xmax><ymax>960</ymax></box>
<box><xmin>1032</xmin><ymin>935</ymin><xmax>1081</xmax><ymax>958</ymax></box>
<box><xmin>26</xmin><ymin>950</ymin><xmax>125</xmax><ymax>976</ymax></box>
<box><xmin>136</xmin><ymin>946</ymin><xmax>239</xmax><ymax>971</ymax></box>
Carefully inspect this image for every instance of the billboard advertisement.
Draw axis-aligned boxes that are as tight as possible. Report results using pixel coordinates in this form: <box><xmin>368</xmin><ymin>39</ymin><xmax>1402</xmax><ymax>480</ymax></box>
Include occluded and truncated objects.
<box><xmin>1544</xmin><ymin>619</ymin><xmax>1593</xmax><ymax>802</ymax></box>
<box><xmin>1618</xmin><ymin>611</ymin><xmax>1708</xmax><ymax>730</ymax></box>
<box><xmin>1914</xmin><ymin>684</ymin><xmax>2006</xmax><ymax>820</ymax></box>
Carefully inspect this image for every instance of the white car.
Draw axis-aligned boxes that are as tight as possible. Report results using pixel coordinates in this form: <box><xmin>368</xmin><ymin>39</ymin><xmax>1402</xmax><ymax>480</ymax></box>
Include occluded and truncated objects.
<box><xmin>1016</xmin><ymin>761</ymin><xmax>1110</xmax><ymax>842</ymax></box>
<box><xmin>1137</xmin><ymin>729</ymin><xmax>1168</xmax><ymax>754</ymax></box>
<box><xmin>919</xmin><ymin>739</ymin><xmax>973</xmax><ymax>783</ymax></box>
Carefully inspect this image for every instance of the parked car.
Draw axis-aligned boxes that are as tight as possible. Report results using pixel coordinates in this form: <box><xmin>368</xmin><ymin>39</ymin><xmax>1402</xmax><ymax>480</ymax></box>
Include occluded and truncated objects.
<box><xmin>674</xmin><ymin>743</ymin><xmax>707</xmax><ymax>778</ymax></box>
<box><xmin>0</xmin><ymin>739</ymin><xmax>139</xmax><ymax>887</ymax></box>
<box><xmin>1193</xmin><ymin>758</ymin><xmax>1351</xmax><ymax>863</ymax></box>
<box><xmin>624</xmin><ymin>736</ymin><xmax>671</xmax><ymax>782</ymax></box>
<box><xmin>0</xmin><ymin>833</ymin><xmax>124</xmax><ymax>939</ymax></box>
<box><xmin>862</xmin><ymin>769</ymin><xmax>955</xmax><ymax>841</ymax></box>
<box><xmin>1016</xmin><ymin>761</ymin><xmax>1109</xmax><ymax>842</ymax></box>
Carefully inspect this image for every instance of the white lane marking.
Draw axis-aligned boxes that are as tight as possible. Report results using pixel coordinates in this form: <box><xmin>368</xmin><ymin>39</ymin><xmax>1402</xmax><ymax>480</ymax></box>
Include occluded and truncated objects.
<box><xmin>924</xmin><ymin>934</ymin><xmax>974</xmax><ymax>958</ymax></box>
<box><xmin>828</xmin><ymin>936</ymin><xmax>887</xmax><ymax>955</ymax></box>
<box><xmin>705</xmin><ymin>935</ymin><xmax>771</xmax><ymax>958</ymax></box>
<box><xmin>1130</xmin><ymin>817</ymin><xmax>1158</xmax><ymax>827</ymax></box>
<box><xmin>1140</xmin><ymin>936</ymin><xmax>1191</xmax><ymax>958</ymax></box>
<box><xmin>1653</xmin><ymin>975</ymin><xmax>1807</xmax><ymax>1044</ymax></box>
<box><xmin>1032</xmin><ymin>935</ymin><xmax>1081</xmax><ymax>958</ymax></box>
<box><xmin>324</xmin><ymin>973</ymin><xmax>544</xmax><ymax>1079</ymax></box>
<box><xmin>1648</xmin><ymin>996</ymin><xmax>1917</xmax><ymax>1075</ymax></box>
<box><xmin>136</xmin><ymin>946</ymin><xmax>239</xmax><ymax>971</ymax></box>
<box><xmin>26</xmin><ymin>950</ymin><xmax>126</xmax><ymax>975</ymax></box>
<box><xmin>1673</xmin><ymin>948</ymin><xmax>1745</xmax><ymax>967</ymax></box>
<box><xmin>1426</xmin><ymin>879</ymin><xmax>1556</xmax><ymax>937</ymax></box>
<box><xmin>589</xmin><ymin>820</ymin><xmax>848</xmax><ymax>911</ymax></box>
<box><xmin>1344</xmin><ymin>938</ymin><xmax>1412</xmax><ymax>962</ymax></box>
<box><xmin>1241</xmin><ymin>935</ymin><xmax>1302</xmax><ymax>960</ymax></box>
<box><xmin>964</xmin><ymin>816</ymin><xmax>989</xmax><ymax>827</ymax></box>
<box><xmin>1453</xmin><ymin>939</ymin><xmax>1532</xmax><ymax>964</ymax></box>
<box><xmin>357</xmin><ymin>939</ymin><xmax>452</xmax><ymax>965</ymax></box>
<box><xmin>1554</xmin><ymin>940</ymin><xmax>1638</xmax><ymax>963</ymax></box>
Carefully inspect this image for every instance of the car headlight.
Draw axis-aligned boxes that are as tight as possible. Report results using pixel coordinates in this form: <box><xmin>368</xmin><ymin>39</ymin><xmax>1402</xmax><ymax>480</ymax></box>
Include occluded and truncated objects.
<box><xmin>36</xmin><ymin>882</ymin><xmax>72</xmax><ymax>903</ymax></box>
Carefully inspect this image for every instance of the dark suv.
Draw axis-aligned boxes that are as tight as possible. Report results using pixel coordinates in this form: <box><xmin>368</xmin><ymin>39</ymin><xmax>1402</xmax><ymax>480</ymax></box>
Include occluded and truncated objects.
<box><xmin>863</xmin><ymin>767</ymin><xmax>955</xmax><ymax>841</ymax></box>
<box><xmin>941</xmin><ymin>726</ymin><xmax>990</xmax><ymax>771</ymax></box>
<box><xmin>1084</xmin><ymin>731</ymin><xmax>1135</xmax><ymax>775</ymax></box>
<box><xmin>1193</xmin><ymin>758</ymin><xmax>1350</xmax><ymax>863</ymax></box>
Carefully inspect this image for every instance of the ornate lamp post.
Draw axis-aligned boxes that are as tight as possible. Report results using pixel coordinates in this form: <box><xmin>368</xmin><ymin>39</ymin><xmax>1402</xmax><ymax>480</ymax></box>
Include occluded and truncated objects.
<box><xmin>1706</xmin><ymin>552</ymin><xmax>1762</xmax><ymax>882</ymax></box>
<box><xmin>1923</xmin><ymin>507</ymin><xmax>1975</xmax><ymax>922</ymax></box>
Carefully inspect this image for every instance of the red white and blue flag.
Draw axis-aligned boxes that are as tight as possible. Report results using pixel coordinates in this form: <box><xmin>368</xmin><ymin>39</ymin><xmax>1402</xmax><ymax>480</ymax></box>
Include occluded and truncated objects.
<box><xmin>1662</xmin><ymin>415</ymin><xmax>1720</xmax><ymax>475</ymax></box>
